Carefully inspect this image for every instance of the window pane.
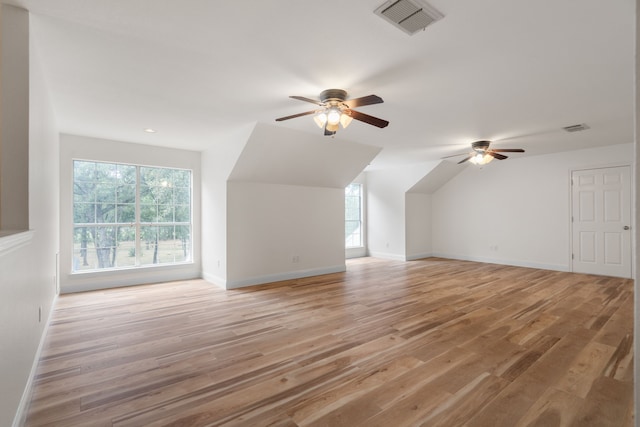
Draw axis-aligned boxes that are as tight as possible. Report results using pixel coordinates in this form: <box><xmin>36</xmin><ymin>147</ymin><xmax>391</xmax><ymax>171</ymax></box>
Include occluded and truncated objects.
<box><xmin>73</xmin><ymin>226</ymin><xmax>96</xmax><ymax>271</ymax></box>
<box><xmin>118</xmin><ymin>164</ymin><xmax>136</xmax><ymax>185</ymax></box>
<box><xmin>73</xmin><ymin>226</ymin><xmax>118</xmax><ymax>269</ymax></box>
<box><xmin>173</xmin><ymin>170</ymin><xmax>190</xmax><ymax>188</ymax></box>
<box><xmin>115</xmin><ymin>226</ymin><xmax>136</xmax><ymax>267</ymax></box>
<box><xmin>345</xmin><ymin>197</ymin><xmax>360</xmax><ymax>220</ymax></box>
<box><xmin>96</xmin><ymin>204</ymin><xmax>116</xmax><ymax>223</ymax></box>
<box><xmin>117</xmin><ymin>204</ymin><xmax>135</xmax><ymax>223</ymax></box>
<box><xmin>157</xmin><ymin>226</ymin><xmax>181</xmax><ymax>263</ymax></box>
<box><xmin>73</xmin><ymin>161</ymin><xmax>192</xmax><ymax>272</ymax></box>
<box><xmin>74</xmin><ymin>203</ymin><xmax>95</xmax><ymax>224</ymax></box>
<box><xmin>93</xmin><ymin>226</ymin><xmax>116</xmax><ymax>268</ymax></box>
<box><xmin>95</xmin><ymin>162</ymin><xmax>116</xmax><ymax>182</ymax></box>
<box><xmin>74</xmin><ymin>161</ymin><xmax>95</xmax><ymax>182</ymax></box>
<box><xmin>139</xmin><ymin>226</ymin><xmax>158</xmax><ymax>265</ymax></box>
<box><xmin>345</xmin><ymin>183</ymin><xmax>363</xmax><ymax>248</ymax></box>
<box><xmin>117</xmin><ymin>184</ymin><xmax>136</xmax><ymax>203</ymax></box>
<box><xmin>140</xmin><ymin>204</ymin><xmax>157</xmax><ymax>223</ymax></box>
<box><xmin>139</xmin><ymin>225</ymin><xmax>191</xmax><ymax>265</ymax></box>
<box><xmin>345</xmin><ymin>221</ymin><xmax>362</xmax><ymax>248</ymax></box>
<box><xmin>158</xmin><ymin>205</ymin><xmax>174</xmax><ymax>222</ymax></box>
<box><xmin>95</xmin><ymin>184</ymin><xmax>116</xmax><ymax>203</ymax></box>
<box><xmin>74</xmin><ymin>185</ymin><xmax>95</xmax><ymax>203</ymax></box>
<box><xmin>174</xmin><ymin>188</ymin><xmax>190</xmax><ymax>205</ymax></box>
<box><xmin>175</xmin><ymin>225</ymin><xmax>191</xmax><ymax>262</ymax></box>
<box><xmin>175</xmin><ymin>205</ymin><xmax>190</xmax><ymax>223</ymax></box>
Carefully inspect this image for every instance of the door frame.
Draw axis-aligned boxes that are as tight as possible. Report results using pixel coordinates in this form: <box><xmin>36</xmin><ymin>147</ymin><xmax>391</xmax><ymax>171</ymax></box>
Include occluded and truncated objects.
<box><xmin>569</xmin><ymin>162</ymin><xmax>634</xmax><ymax>278</ymax></box>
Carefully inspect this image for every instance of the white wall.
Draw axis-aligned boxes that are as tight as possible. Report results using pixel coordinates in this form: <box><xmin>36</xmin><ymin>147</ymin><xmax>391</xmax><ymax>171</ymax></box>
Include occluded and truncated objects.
<box><xmin>200</xmin><ymin>125</ymin><xmax>250</xmax><ymax>286</ymax></box>
<box><xmin>405</xmin><ymin>192</ymin><xmax>432</xmax><ymax>260</ymax></box>
<box><xmin>367</xmin><ymin>162</ymin><xmax>439</xmax><ymax>260</ymax></box>
<box><xmin>367</xmin><ymin>169</ymin><xmax>407</xmax><ymax>260</ymax></box>
<box><xmin>226</xmin><ymin>181</ymin><xmax>345</xmax><ymax>288</ymax></box>
<box><xmin>59</xmin><ymin>134</ymin><xmax>201</xmax><ymax>293</ymax></box>
<box><xmin>432</xmin><ymin>143</ymin><xmax>634</xmax><ymax>271</ymax></box>
<box><xmin>0</xmin><ymin>7</ymin><xmax>59</xmax><ymax>425</ymax></box>
<box><xmin>1</xmin><ymin>4</ymin><xmax>29</xmax><ymax>230</ymax></box>
<box><xmin>206</xmin><ymin>123</ymin><xmax>380</xmax><ymax>288</ymax></box>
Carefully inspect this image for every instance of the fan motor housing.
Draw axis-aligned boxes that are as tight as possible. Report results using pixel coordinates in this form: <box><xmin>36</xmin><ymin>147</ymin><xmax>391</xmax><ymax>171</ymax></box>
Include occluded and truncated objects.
<box><xmin>320</xmin><ymin>89</ymin><xmax>347</xmax><ymax>103</ymax></box>
<box><xmin>471</xmin><ymin>140</ymin><xmax>490</xmax><ymax>151</ymax></box>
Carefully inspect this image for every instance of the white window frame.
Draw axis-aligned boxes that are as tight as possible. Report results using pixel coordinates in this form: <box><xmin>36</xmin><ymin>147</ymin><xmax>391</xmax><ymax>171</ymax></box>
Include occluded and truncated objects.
<box><xmin>59</xmin><ymin>134</ymin><xmax>201</xmax><ymax>294</ymax></box>
<box><xmin>345</xmin><ymin>182</ymin><xmax>367</xmax><ymax>259</ymax></box>
<box><xmin>72</xmin><ymin>160</ymin><xmax>193</xmax><ymax>273</ymax></box>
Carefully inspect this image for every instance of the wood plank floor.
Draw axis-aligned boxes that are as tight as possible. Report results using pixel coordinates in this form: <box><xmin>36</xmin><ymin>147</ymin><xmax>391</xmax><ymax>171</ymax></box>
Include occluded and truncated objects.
<box><xmin>25</xmin><ymin>257</ymin><xmax>634</xmax><ymax>426</ymax></box>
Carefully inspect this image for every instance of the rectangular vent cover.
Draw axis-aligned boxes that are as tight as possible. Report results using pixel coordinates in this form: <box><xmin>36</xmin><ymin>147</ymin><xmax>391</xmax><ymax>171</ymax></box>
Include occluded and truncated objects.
<box><xmin>563</xmin><ymin>123</ymin><xmax>590</xmax><ymax>133</ymax></box>
<box><xmin>375</xmin><ymin>0</ymin><xmax>444</xmax><ymax>35</ymax></box>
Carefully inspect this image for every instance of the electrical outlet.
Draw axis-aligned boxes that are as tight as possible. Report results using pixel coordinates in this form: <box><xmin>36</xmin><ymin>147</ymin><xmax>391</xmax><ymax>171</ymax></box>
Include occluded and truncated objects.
<box><xmin>292</xmin><ymin>255</ymin><xmax>300</xmax><ymax>263</ymax></box>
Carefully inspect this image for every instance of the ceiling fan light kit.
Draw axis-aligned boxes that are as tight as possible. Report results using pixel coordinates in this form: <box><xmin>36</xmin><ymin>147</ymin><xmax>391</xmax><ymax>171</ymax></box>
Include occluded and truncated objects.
<box><xmin>442</xmin><ymin>140</ymin><xmax>525</xmax><ymax>166</ymax></box>
<box><xmin>468</xmin><ymin>153</ymin><xmax>494</xmax><ymax>165</ymax></box>
<box><xmin>276</xmin><ymin>90</ymin><xmax>522</xmax><ymax>167</ymax></box>
<box><xmin>275</xmin><ymin>88</ymin><xmax>389</xmax><ymax>136</ymax></box>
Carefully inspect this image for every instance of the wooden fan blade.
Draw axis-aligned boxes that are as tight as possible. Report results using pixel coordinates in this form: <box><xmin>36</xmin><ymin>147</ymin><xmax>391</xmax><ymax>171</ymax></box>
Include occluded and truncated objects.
<box><xmin>458</xmin><ymin>156</ymin><xmax>472</xmax><ymax>164</ymax></box>
<box><xmin>488</xmin><ymin>152</ymin><xmax>508</xmax><ymax>160</ymax></box>
<box><xmin>348</xmin><ymin>109</ymin><xmax>389</xmax><ymax>128</ymax></box>
<box><xmin>491</xmin><ymin>148</ymin><xmax>525</xmax><ymax>153</ymax></box>
<box><xmin>442</xmin><ymin>152</ymin><xmax>468</xmax><ymax>159</ymax></box>
<box><xmin>290</xmin><ymin>96</ymin><xmax>323</xmax><ymax>106</ymax></box>
<box><xmin>344</xmin><ymin>94</ymin><xmax>383</xmax><ymax>108</ymax></box>
<box><xmin>275</xmin><ymin>110</ymin><xmax>317</xmax><ymax>121</ymax></box>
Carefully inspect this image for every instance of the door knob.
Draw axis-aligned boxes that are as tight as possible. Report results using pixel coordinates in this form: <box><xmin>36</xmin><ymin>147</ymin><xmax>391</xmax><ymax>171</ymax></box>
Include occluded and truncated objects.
<box><xmin>623</xmin><ymin>226</ymin><xmax>630</xmax><ymax>230</ymax></box>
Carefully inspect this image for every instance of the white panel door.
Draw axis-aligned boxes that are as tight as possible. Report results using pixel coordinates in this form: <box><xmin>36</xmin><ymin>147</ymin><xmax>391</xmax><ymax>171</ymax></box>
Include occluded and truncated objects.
<box><xmin>571</xmin><ymin>166</ymin><xmax>632</xmax><ymax>278</ymax></box>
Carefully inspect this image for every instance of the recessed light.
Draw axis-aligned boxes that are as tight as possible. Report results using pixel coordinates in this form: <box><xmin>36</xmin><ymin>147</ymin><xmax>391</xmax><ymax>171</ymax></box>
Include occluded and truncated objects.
<box><xmin>144</xmin><ymin>128</ymin><xmax>157</xmax><ymax>133</ymax></box>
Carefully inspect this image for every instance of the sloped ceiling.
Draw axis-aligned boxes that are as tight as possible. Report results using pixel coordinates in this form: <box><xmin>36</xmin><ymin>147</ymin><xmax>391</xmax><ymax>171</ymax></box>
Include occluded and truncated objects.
<box><xmin>3</xmin><ymin>0</ymin><xmax>635</xmax><ymax>169</ymax></box>
<box><xmin>228</xmin><ymin>123</ymin><xmax>381</xmax><ymax>188</ymax></box>
<box><xmin>408</xmin><ymin>161</ymin><xmax>466</xmax><ymax>194</ymax></box>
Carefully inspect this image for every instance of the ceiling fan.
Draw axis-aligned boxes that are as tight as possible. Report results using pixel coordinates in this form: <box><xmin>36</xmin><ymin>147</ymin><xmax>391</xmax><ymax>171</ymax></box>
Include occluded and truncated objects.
<box><xmin>275</xmin><ymin>89</ymin><xmax>389</xmax><ymax>136</ymax></box>
<box><xmin>443</xmin><ymin>140</ymin><xmax>525</xmax><ymax>165</ymax></box>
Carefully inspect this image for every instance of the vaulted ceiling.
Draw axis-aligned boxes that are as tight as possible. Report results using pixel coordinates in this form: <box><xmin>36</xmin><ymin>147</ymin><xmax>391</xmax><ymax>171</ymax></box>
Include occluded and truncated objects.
<box><xmin>6</xmin><ymin>0</ymin><xmax>635</xmax><ymax>169</ymax></box>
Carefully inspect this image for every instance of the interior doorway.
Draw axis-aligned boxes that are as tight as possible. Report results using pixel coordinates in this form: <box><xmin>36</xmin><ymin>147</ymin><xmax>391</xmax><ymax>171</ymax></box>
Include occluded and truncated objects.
<box><xmin>571</xmin><ymin>165</ymin><xmax>632</xmax><ymax>278</ymax></box>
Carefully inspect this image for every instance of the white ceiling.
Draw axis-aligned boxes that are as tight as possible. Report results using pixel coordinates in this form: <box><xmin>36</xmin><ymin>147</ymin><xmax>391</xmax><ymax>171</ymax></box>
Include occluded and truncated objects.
<box><xmin>6</xmin><ymin>0</ymin><xmax>635</xmax><ymax>169</ymax></box>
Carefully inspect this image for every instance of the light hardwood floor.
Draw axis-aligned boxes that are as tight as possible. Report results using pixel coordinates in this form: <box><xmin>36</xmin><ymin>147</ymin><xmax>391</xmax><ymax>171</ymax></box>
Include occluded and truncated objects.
<box><xmin>25</xmin><ymin>257</ymin><xmax>634</xmax><ymax>426</ymax></box>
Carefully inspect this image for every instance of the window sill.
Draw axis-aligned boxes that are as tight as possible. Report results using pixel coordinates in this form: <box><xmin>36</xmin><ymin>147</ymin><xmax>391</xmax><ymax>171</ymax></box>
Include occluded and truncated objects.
<box><xmin>0</xmin><ymin>229</ymin><xmax>34</xmax><ymax>258</ymax></box>
<box><xmin>70</xmin><ymin>260</ymin><xmax>194</xmax><ymax>276</ymax></box>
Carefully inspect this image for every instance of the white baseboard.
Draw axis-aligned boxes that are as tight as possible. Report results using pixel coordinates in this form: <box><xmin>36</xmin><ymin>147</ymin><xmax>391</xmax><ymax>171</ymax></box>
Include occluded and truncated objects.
<box><xmin>202</xmin><ymin>272</ymin><xmax>226</xmax><ymax>289</ymax></box>
<box><xmin>225</xmin><ymin>265</ymin><xmax>346</xmax><ymax>289</ymax></box>
<box><xmin>368</xmin><ymin>251</ymin><xmax>406</xmax><ymax>261</ymax></box>
<box><xmin>405</xmin><ymin>252</ymin><xmax>433</xmax><ymax>261</ymax></box>
<box><xmin>431</xmin><ymin>253</ymin><xmax>569</xmax><ymax>272</ymax></box>
<box><xmin>12</xmin><ymin>294</ymin><xmax>57</xmax><ymax>427</ymax></box>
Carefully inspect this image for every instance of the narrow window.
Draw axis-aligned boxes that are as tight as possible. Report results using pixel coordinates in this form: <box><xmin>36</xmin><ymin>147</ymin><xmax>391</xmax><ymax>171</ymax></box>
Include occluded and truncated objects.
<box><xmin>72</xmin><ymin>160</ymin><xmax>192</xmax><ymax>272</ymax></box>
<box><xmin>345</xmin><ymin>183</ymin><xmax>363</xmax><ymax>248</ymax></box>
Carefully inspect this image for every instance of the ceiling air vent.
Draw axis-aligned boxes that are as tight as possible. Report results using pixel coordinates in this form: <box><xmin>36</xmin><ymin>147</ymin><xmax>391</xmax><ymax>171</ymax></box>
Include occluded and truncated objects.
<box><xmin>563</xmin><ymin>123</ymin><xmax>590</xmax><ymax>133</ymax></box>
<box><xmin>375</xmin><ymin>0</ymin><xmax>444</xmax><ymax>35</ymax></box>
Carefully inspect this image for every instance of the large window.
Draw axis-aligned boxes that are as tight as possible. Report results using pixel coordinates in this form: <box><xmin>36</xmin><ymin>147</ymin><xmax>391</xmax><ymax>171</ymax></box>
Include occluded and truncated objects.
<box><xmin>72</xmin><ymin>160</ymin><xmax>192</xmax><ymax>272</ymax></box>
<box><xmin>345</xmin><ymin>183</ymin><xmax>363</xmax><ymax>248</ymax></box>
